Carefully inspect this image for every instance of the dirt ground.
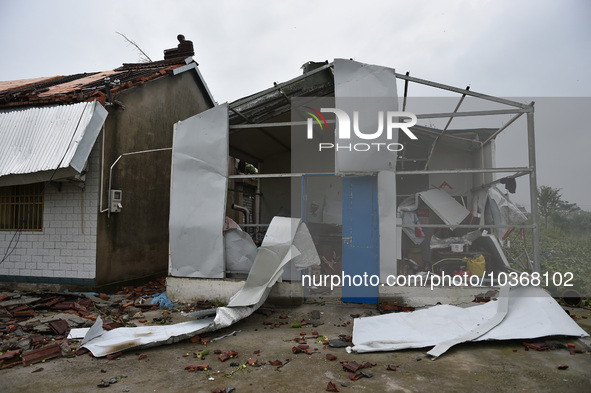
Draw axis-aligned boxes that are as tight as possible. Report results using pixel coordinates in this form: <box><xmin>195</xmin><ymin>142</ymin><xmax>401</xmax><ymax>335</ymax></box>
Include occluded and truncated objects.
<box><xmin>1</xmin><ymin>300</ymin><xmax>591</xmax><ymax>393</ymax></box>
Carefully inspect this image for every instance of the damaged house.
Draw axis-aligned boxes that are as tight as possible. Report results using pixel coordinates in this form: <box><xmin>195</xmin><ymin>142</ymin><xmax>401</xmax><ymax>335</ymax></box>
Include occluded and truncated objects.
<box><xmin>168</xmin><ymin>58</ymin><xmax>541</xmax><ymax>305</ymax></box>
<box><xmin>0</xmin><ymin>37</ymin><xmax>214</xmax><ymax>288</ymax></box>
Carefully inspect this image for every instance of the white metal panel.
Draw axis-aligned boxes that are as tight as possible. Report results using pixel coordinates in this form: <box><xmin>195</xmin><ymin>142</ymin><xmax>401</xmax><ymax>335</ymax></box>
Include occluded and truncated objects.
<box><xmin>333</xmin><ymin>59</ymin><xmax>399</xmax><ymax>174</ymax></box>
<box><xmin>378</xmin><ymin>170</ymin><xmax>397</xmax><ymax>280</ymax></box>
<box><xmin>169</xmin><ymin>104</ymin><xmax>229</xmax><ymax>278</ymax></box>
<box><xmin>0</xmin><ymin>101</ymin><xmax>107</xmax><ymax>184</ymax></box>
<box><xmin>419</xmin><ymin>188</ymin><xmax>470</xmax><ymax>226</ymax></box>
<box><xmin>351</xmin><ymin>285</ymin><xmax>588</xmax><ymax>358</ymax></box>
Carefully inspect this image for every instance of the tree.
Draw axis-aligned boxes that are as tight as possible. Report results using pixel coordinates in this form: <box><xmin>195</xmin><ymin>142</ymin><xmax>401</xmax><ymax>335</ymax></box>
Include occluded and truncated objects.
<box><xmin>537</xmin><ymin>186</ymin><xmax>579</xmax><ymax>228</ymax></box>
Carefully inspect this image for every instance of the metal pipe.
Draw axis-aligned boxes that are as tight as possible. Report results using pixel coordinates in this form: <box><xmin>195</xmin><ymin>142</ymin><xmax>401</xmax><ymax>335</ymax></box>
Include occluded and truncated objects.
<box><xmin>415</xmin><ymin>108</ymin><xmax>530</xmax><ymax>119</ymax></box>
<box><xmin>99</xmin><ymin>124</ymin><xmax>110</xmax><ymax>213</ymax></box>
<box><xmin>107</xmin><ymin>147</ymin><xmax>172</xmax><ymax>218</ymax></box>
<box><xmin>397</xmin><ymin>167</ymin><xmax>532</xmax><ymax>175</ymax></box>
<box><xmin>526</xmin><ymin>107</ymin><xmax>541</xmax><ymax>272</ymax></box>
<box><xmin>402</xmin><ymin>71</ymin><xmax>409</xmax><ymax>112</ymax></box>
<box><xmin>231</xmin><ymin>203</ymin><xmax>250</xmax><ymax>226</ymax></box>
<box><xmin>424</xmin><ymin>86</ymin><xmax>469</xmax><ymax>170</ymax></box>
<box><xmin>394</xmin><ymin>72</ymin><xmax>530</xmax><ymax>109</ymax></box>
<box><xmin>398</xmin><ymin>223</ymin><xmax>535</xmax><ymax>229</ymax></box>
<box><xmin>229</xmin><ymin>167</ymin><xmax>532</xmax><ymax>180</ymax></box>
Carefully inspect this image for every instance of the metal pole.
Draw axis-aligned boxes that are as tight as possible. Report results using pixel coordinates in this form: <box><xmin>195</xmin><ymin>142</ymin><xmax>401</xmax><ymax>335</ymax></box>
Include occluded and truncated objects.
<box><xmin>526</xmin><ymin>105</ymin><xmax>541</xmax><ymax>272</ymax></box>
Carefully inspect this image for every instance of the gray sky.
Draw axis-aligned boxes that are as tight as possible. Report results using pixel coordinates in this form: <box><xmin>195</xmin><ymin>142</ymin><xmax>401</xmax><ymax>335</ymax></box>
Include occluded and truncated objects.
<box><xmin>1</xmin><ymin>0</ymin><xmax>589</xmax><ymax>209</ymax></box>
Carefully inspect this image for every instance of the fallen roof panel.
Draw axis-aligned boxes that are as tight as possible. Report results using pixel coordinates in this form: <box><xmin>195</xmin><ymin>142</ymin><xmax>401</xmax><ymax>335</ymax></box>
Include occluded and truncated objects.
<box><xmin>0</xmin><ymin>101</ymin><xmax>107</xmax><ymax>186</ymax></box>
<box><xmin>351</xmin><ymin>285</ymin><xmax>588</xmax><ymax>358</ymax></box>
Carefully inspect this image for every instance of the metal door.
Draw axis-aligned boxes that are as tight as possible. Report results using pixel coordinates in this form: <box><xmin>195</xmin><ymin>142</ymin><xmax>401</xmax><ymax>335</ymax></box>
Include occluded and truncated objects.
<box><xmin>342</xmin><ymin>176</ymin><xmax>379</xmax><ymax>304</ymax></box>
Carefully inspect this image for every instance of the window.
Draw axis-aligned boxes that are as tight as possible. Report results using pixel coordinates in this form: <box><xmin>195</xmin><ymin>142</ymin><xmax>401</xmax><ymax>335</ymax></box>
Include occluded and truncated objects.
<box><xmin>0</xmin><ymin>183</ymin><xmax>44</xmax><ymax>231</ymax></box>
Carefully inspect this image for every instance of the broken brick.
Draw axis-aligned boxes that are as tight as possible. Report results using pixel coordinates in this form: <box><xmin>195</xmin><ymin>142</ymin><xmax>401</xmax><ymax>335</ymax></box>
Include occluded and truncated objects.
<box><xmin>48</xmin><ymin>319</ymin><xmax>69</xmax><ymax>336</ymax></box>
<box><xmin>247</xmin><ymin>358</ymin><xmax>258</xmax><ymax>366</ymax></box>
<box><xmin>76</xmin><ymin>347</ymin><xmax>89</xmax><ymax>356</ymax></box>
<box><xmin>326</xmin><ymin>381</ymin><xmax>340</xmax><ymax>392</ymax></box>
<box><xmin>184</xmin><ymin>364</ymin><xmax>209</xmax><ymax>372</ymax></box>
<box><xmin>326</xmin><ymin>354</ymin><xmax>337</xmax><ymax>361</ymax></box>
<box><xmin>138</xmin><ymin>354</ymin><xmax>148</xmax><ymax>360</ymax></box>
<box><xmin>269</xmin><ymin>360</ymin><xmax>283</xmax><ymax>366</ymax></box>
<box><xmin>522</xmin><ymin>342</ymin><xmax>550</xmax><ymax>351</ymax></box>
<box><xmin>13</xmin><ymin>309</ymin><xmax>37</xmax><ymax>318</ymax></box>
<box><xmin>386</xmin><ymin>364</ymin><xmax>398</xmax><ymax>371</ymax></box>
<box><xmin>342</xmin><ymin>361</ymin><xmax>362</xmax><ymax>373</ymax></box>
<box><xmin>349</xmin><ymin>372</ymin><xmax>364</xmax><ymax>381</ymax></box>
<box><xmin>21</xmin><ymin>343</ymin><xmax>62</xmax><ymax>366</ymax></box>
<box><xmin>218</xmin><ymin>350</ymin><xmax>237</xmax><ymax>362</ymax></box>
<box><xmin>106</xmin><ymin>352</ymin><xmax>122</xmax><ymax>360</ymax></box>
<box><xmin>0</xmin><ymin>349</ymin><xmax>22</xmax><ymax>361</ymax></box>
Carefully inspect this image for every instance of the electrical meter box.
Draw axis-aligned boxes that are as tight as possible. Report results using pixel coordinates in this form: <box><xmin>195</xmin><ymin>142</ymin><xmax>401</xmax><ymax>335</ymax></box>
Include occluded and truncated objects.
<box><xmin>110</xmin><ymin>189</ymin><xmax>123</xmax><ymax>213</ymax></box>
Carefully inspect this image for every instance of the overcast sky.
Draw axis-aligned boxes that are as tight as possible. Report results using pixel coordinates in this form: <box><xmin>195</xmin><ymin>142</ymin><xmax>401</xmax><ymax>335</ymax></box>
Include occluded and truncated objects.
<box><xmin>1</xmin><ymin>0</ymin><xmax>589</xmax><ymax>209</ymax></box>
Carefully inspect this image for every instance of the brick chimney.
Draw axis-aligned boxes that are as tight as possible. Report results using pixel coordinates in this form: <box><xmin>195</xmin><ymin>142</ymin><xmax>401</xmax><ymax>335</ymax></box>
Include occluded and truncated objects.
<box><xmin>164</xmin><ymin>34</ymin><xmax>195</xmax><ymax>60</ymax></box>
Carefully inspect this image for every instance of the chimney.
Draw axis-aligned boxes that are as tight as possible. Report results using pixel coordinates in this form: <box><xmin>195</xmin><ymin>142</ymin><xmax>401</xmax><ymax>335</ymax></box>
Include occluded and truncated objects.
<box><xmin>164</xmin><ymin>34</ymin><xmax>195</xmax><ymax>60</ymax></box>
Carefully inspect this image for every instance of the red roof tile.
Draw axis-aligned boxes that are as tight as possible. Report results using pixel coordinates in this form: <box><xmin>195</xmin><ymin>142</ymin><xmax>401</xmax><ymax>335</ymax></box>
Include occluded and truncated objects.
<box><xmin>0</xmin><ymin>58</ymin><xmax>191</xmax><ymax>108</ymax></box>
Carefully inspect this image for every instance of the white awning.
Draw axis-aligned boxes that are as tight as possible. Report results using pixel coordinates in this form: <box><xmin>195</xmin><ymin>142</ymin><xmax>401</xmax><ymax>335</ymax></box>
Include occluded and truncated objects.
<box><xmin>0</xmin><ymin>101</ymin><xmax>108</xmax><ymax>186</ymax></box>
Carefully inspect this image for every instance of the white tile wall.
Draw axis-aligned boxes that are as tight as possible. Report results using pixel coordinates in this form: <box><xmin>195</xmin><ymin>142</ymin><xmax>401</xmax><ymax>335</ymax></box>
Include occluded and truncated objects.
<box><xmin>0</xmin><ymin>145</ymin><xmax>100</xmax><ymax>280</ymax></box>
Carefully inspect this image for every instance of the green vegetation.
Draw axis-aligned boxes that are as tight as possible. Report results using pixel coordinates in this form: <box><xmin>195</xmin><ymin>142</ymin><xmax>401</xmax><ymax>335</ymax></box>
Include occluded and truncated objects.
<box><xmin>504</xmin><ymin>186</ymin><xmax>591</xmax><ymax>299</ymax></box>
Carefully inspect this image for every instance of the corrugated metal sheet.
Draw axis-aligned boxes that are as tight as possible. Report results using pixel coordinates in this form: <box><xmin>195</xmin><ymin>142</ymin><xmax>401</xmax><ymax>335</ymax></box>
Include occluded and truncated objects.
<box><xmin>0</xmin><ymin>101</ymin><xmax>108</xmax><ymax>181</ymax></box>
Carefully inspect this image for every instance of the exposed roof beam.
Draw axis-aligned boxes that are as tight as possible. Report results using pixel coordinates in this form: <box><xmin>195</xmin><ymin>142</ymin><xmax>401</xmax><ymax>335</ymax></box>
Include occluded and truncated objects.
<box><xmin>394</xmin><ymin>72</ymin><xmax>531</xmax><ymax>109</ymax></box>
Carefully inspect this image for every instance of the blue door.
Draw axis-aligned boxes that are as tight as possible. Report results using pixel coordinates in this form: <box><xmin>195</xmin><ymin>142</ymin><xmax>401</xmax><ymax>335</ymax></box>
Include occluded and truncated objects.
<box><xmin>342</xmin><ymin>176</ymin><xmax>379</xmax><ymax>304</ymax></box>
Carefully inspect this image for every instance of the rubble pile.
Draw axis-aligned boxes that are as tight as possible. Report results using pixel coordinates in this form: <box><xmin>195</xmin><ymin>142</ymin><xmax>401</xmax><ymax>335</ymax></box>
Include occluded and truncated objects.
<box><xmin>0</xmin><ymin>278</ymin><xmax>215</xmax><ymax>369</ymax></box>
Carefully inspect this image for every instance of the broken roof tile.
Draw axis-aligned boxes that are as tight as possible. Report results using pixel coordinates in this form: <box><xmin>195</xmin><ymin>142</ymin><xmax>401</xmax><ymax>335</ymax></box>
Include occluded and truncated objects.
<box><xmin>0</xmin><ymin>58</ymin><xmax>191</xmax><ymax>108</ymax></box>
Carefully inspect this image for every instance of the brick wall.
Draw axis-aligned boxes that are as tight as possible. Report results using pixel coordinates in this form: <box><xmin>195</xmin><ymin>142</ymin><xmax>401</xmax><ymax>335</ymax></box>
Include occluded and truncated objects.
<box><xmin>0</xmin><ymin>145</ymin><xmax>100</xmax><ymax>281</ymax></box>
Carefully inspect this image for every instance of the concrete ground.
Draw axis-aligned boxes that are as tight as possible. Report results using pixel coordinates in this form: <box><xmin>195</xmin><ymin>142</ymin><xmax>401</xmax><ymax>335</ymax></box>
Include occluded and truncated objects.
<box><xmin>1</xmin><ymin>299</ymin><xmax>590</xmax><ymax>393</ymax></box>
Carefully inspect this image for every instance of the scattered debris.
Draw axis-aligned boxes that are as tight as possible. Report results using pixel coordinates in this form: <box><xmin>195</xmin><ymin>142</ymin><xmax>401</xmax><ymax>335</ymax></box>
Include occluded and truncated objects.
<box><xmin>326</xmin><ymin>381</ymin><xmax>340</xmax><ymax>392</ymax></box>
<box><xmin>184</xmin><ymin>364</ymin><xmax>209</xmax><ymax>372</ymax></box>
<box><xmin>211</xmin><ymin>331</ymin><xmax>240</xmax><ymax>343</ymax></box>
<box><xmin>328</xmin><ymin>339</ymin><xmax>349</xmax><ymax>348</ymax></box>
<box><xmin>212</xmin><ymin>387</ymin><xmax>235</xmax><ymax>393</ymax></box>
<box><xmin>218</xmin><ymin>350</ymin><xmax>238</xmax><ymax>362</ymax></box>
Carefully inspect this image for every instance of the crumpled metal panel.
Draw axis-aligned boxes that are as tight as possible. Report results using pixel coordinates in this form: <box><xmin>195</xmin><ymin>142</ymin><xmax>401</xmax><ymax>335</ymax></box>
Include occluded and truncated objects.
<box><xmin>351</xmin><ymin>285</ymin><xmax>588</xmax><ymax>358</ymax></box>
<box><xmin>169</xmin><ymin>104</ymin><xmax>229</xmax><ymax>278</ymax></box>
<box><xmin>81</xmin><ymin>217</ymin><xmax>320</xmax><ymax>357</ymax></box>
<box><xmin>0</xmin><ymin>101</ymin><xmax>107</xmax><ymax>185</ymax></box>
<box><xmin>227</xmin><ymin>217</ymin><xmax>320</xmax><ymax>307</ymax></box>
<box><xmin>333</xmin><ymin>58</ymin><xmax>399</xmax><ymax>174</ymax></box>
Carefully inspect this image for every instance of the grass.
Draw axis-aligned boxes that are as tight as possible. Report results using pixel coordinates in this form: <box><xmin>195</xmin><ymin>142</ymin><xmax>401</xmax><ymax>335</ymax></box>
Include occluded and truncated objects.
<box><xmin>503</xmin><ymin>225</ymin><xmax>591</xmax><ymax>299</ymax></box>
